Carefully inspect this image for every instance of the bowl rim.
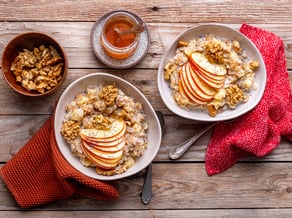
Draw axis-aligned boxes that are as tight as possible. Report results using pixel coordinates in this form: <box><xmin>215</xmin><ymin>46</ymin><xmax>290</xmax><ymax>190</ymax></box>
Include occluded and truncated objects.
<box><xmin>54</xmin><ymin>72</ymin><xmax>162</xmax><ymax>180</ymax></box>
<box><xmin>157</xmin><ymin>23</ymin><xmax>267</xmax><ymax>122</ymax></box>
<box><xmin>1</xmin><ymin>31</ymin><xmax>68</xmax><ymax>97</ymax></box>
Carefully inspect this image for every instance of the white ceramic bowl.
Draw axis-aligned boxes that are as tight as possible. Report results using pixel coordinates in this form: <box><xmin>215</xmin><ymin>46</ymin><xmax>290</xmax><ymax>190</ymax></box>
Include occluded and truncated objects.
<box><xmin>157</xmin><ymin>24</ymin><xmax>266</xmax><ymax>122</ymax></box>
<box><xmin>54</xmin><ymin>73</ymin><xmax>162</xmax><ymax>180</ymax></box>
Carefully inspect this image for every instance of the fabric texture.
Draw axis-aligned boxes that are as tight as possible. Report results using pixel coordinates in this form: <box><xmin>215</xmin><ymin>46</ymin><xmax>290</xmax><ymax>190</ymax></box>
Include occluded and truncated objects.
<box><xmin>205</xmin><ymin>23</ymin><xmax>292</xmax><ymax>175</ymax></box>
<box><xmin>0</xmin><ymin>114</ymin><xmax>119</xmax><ymax>208</ymax></box>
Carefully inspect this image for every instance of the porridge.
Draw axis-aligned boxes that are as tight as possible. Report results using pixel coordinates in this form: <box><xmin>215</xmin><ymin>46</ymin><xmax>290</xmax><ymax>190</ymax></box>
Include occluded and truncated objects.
<box><xmin>164</xmin><ymin>34</ymin><xmax>259</xmax><ymax>117</ymax></box>
<box><xmin>60</xmin><ymin>84</ymin><xmax>148</xmax><ymax>176</ymax></box>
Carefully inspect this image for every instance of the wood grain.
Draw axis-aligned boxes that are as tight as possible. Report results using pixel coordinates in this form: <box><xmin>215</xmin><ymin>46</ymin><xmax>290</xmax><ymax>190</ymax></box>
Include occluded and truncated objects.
<box><xmin>0</xmin><ymin>0</ymin><xmax>292</xmax><ymax>217</ymax></box>
<box><xmin>0</xmin><ymin>0</ymin><xmax>291</xmax><ymax>24</ymax></box>
<box><xmin>1</xmin><ymin>209</ymin><xmax>292</xmax><ymax>218</ymax></box>
<box><xmin>2</xmin><ymin>163</ymin><xmax>292</xmax><ymax>210</ymax></box>
<box><xmin>1</xmin><ymin>22</ymin><xmax>292</xmax><ymax>69</ymax></box>
<box><xmin>1</xmin><ymin>114</ymin><xmax>291</xmax><ymax>163</ymax></box>
<box><xmin>0</xmin><ymin>69</ymin><xmax>291</xmax><ymax>115</ymax></box>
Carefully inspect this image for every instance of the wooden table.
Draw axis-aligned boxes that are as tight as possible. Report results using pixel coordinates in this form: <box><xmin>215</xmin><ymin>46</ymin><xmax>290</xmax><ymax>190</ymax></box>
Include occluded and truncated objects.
<box><xmin>1</xmin><ymin>1</ymin><xmax>292</xmax><ymax>217</ymax></box>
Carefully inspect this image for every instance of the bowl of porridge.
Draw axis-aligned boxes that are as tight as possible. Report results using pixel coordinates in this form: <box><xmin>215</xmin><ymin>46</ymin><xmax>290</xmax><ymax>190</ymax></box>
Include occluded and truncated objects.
<box><xmin>157</xmin><ymin>24</ymin><xmax>266</xmax><ymax>122</ymax></box>
<box><xmin>54</xmin><ymin>73</ymin><xmax>162</xmax><ymax>180</ymax></box>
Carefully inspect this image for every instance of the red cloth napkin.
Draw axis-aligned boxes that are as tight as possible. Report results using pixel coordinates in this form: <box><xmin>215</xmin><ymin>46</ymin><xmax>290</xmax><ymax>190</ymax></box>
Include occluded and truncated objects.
<box><xmin>0</xmin><ymin>114</ymin><xmax>119</xmax><ymax>208</ymax></box>
<box><xmin>205</xmin><ymin>24</ymin><xmax>292</xmax><ymax>175</ymax></box>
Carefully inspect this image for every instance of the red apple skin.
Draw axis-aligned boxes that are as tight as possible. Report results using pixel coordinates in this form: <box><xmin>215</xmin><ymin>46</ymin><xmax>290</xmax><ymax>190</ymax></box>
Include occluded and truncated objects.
<box><xmin>190</xmin><ymin>60</ymin><xmax>225</xmax><ymax>84</ymax></box>
<box><xmin>83</xmin><ymin>138</ymin><xmax>125</xmax><ymax>152</ymax></box>
<box><xmin>190</xmin><ymin>52</ymin><xmax>227</xmax><ymax>77</ymax></box>
<box><xmin>186</xmin><ymin>62</ymin><xmax>217</xmax><ymax>97</ymax></box>
<box><xmin>184</xmin><ymin>63</ymin><xmax>214</xmax><ymax>101</ymax></box>
<box><xmin>179</xmin><ymin>66</ymin><xmax>207</xmax><ymax>105</ymax></box>
<box><xmin>189</xmin><ymin>61</ymin><xmax>224</xmax><ymax>89</ymax></box>
<box><xmin>82</xmin><ymin>146</ymin><xmax>120</xmax><ymax>170</ymax></box>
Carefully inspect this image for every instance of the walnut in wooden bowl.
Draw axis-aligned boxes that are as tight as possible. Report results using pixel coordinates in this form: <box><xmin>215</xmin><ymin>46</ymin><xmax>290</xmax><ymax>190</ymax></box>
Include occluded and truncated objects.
<box><xmin>1</xmin><ymin>32</ymin><xmax>68</xmax><ymax>97</ymax></box>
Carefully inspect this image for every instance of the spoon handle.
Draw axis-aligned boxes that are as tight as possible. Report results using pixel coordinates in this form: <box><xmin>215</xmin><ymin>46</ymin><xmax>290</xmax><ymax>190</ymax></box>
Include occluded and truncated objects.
<box><xmin>168</xmin><ymin>122</ymin><xmax>217</xmax><ymax>160</ymax></box>
<box><xmin>141</xmin><ymin>111</ymin><xmax>165</xmax><ymax>205</ymax></box>
<box><xmin>141</xmin><ymin>163</ymin><xmax>152</xmax><ymax>205</ymax></box>
<box><xmin>116</xmin><ymin>23</ymin><xmax>145</xmax><ymax>35</ymax></box>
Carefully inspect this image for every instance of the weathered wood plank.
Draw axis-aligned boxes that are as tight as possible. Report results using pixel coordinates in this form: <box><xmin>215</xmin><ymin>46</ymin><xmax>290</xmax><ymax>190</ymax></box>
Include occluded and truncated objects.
<box><xmin>0</xmin><ymin>0</ymin><xmax>291</xmax><ymax>215</ymax></box>
<box><xmin>1</xmin><ymin>22</ymin><xmax>292</xmax><ymax>69</ymax></box>
<box><xmin>157</xmin><ymin>116</ymin><xmax>292</xmax><ymax>162</ymax></box>
<box><xmin>0</xmin><ymin>114</ymin><xmax>291</xmax><ymax>163</ymax></box>
<box><xmin>0</xmin><ymin>0</ymin><xmax>291</xmax><ymax>24</ymax></box>
<box><xmin>0</xmin><ymin>69</ymin><xmax>162</xmax><ymax>115</ymax></box>
<box><xmin>1</xmin><ymin>209</ymin><xmax>292</xmax><ymax>218</ymax></box>
<box><xmin>1</xmin><ymin>163</ymin><xmax>292</xmax><ymax>209</ymax></box>
<box><xmin>0</xmin><ymin>115</ymin><xmax>49</xmax><ymax>162</ymax></box>
<box><xmin>0</xmin><ymin>69</ymin><xmax>291</xmax><ymax>115</ymax></box>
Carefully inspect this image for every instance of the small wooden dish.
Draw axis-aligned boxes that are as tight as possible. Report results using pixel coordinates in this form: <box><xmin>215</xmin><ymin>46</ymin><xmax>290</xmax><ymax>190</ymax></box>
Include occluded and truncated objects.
<box><xmin>1</xmin><ymin>32</ymin><xmax>68</xmax><ymax>97</ymax></box>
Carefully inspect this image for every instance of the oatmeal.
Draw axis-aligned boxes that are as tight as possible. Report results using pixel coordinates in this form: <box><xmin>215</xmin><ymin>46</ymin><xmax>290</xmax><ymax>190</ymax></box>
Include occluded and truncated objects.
<box><xmin>164</xmin><ymin>34</ymin><xmax>259</xmax><ymax>117</ymax></box>
<box><xmin>60</xmin><ymin>84</ymin><xmax>148</xmax><ymax>176</ymax></box>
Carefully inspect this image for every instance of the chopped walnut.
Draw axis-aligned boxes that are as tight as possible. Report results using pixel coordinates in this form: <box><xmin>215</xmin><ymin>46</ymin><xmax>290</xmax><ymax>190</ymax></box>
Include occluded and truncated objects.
<box><xmin>99</xmin><ymin>85</ymin><xmax>119</xmax><ymax>106</ymax></box>
<box><xmin>164</xmin><ymin>62</ymin><xmax>175</xmax><ymax>80</ymax></box>
<box><xmin>10</xmin><ymin>45</ymin><xmax>64</xmax><ymax>94</ymax></box>
<box><xmin>225</xmin><ymin>85</ymin><xmax>245</xmax><ymax>108</ymax></box>
<box><xmin>61</xmin><ymin>120</ymin><xmax>81</xmax><ymax>142</ymax></box>
<box><xmin>91</xmin><ymin>114</ymin><xmax>112</xmax><ymax>130</ymax></box>
<box><xmin>204</xmin><ymin>37</ymin><xmax>226</xmax><ymax>64</ymax></box>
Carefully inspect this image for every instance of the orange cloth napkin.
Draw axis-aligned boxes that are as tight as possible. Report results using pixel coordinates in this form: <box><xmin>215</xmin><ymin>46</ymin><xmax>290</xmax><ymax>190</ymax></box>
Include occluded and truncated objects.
<box><xmin>0</xmin><ymin>114</ymin><xmax>119</xmax><ymax>208</ymax></box>
<box><xmin>205</xmin><ymin>24</ymin><xmax>292</xmax><ymax>175</ymax></box>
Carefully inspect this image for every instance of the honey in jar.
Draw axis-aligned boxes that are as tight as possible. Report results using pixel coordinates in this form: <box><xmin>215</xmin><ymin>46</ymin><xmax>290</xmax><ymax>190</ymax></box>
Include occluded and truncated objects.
<box><xmin>100</xmin><ymin>12</ymin><xmax>140</xmax><ymax>59</ymax></box>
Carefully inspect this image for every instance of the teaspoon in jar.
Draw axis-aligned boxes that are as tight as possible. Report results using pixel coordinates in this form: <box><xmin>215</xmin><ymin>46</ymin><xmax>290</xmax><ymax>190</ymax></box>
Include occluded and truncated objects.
<box><xmin>114</xmin><ymin>22</ymin><xmax>145</xmax><ymax>35</ymax></box>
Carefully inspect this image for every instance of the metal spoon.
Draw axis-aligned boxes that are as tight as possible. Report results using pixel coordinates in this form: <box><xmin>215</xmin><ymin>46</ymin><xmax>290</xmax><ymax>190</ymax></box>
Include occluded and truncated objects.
<box><xmin>113</xmin><ymin>22</ymin><xmax>145</xmax><ymax>35</ymax></box>
<box><xmin>141</xmin><ymin>111</ymin><xmax>165</xmax><ymax>205</ymax></box>
<box><xmin>168</xmin><ymin>122</ymin><xmax>217</xmax><ymax>160</ymax></box>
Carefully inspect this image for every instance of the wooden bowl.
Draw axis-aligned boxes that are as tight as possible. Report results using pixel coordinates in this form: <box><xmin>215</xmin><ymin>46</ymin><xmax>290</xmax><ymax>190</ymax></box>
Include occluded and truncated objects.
<box><xmin>1</xmin><ymin>32</ymin><xmax>68</xmax><ymax>97</ymax></box>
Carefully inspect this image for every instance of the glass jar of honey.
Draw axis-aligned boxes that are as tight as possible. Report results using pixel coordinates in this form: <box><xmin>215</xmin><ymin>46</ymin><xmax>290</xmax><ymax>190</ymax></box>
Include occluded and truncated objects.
<box><xmin>100</xmin><ymin>11</ymin><xmax>140</xmax><ymax>59</ymax></box>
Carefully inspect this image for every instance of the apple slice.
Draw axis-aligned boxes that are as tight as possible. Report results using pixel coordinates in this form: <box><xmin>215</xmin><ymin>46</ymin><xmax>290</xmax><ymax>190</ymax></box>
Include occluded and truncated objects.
<box><xmin>85</xmin><ymin>145</ymin><xmax>123</xmax><ymax>160</ymax></box>
<box><xmin>189</xmin><ymin>52</ymin><xmax>226</xmax><ymax>89</ymax></box>
<box><xmin>80</xmin><ymin>120</ymin><xmax>126</xmax><ymax>143</ymax></box>
<box><xmin>179</xmin><ymin>65</ymin><xmax>207</xmax><ymax>105</ymax></box>
<box><xmin>83</xmin><ymin>138</ymin><xmax>125</xmax><ymax>152</ymax></box>
<box><xmin>83</xmin><ymin>135</ymin><xmax>125</xmax><ymax>147</ymax></box>
<box><xmin>184</xmin><ymin>63</ymin><xmax>214</xmax><ymax>101</ymax></box>
<box><xmin>81</xmin><ymin>138</ymin><xmax>124</xmax><ymax>170</ymax></box>
<box><xmin>179</xmin><ymin>77</ymin><xmax>206</xmax><ymax>105</ymax></box>
<box><xmin>82</xmin><ymin>146</ymin><xmax>123</xmax><ymax>162</ymax></box>
<box><xmin>190</xmin><ymin>60</ymin><xmax>225</xmax><ymax>83</ymax></box>
<box><xmin>191</xmin><ymin>61</ymin><xmax>225</xmax><ymax>85</ymax></box>
<box><xmin>82</xmin><ymin>147</ymin><xmax>121</xmax><ymax>170</ymax></box>
<box><xmin>80</xmin><ymin>119</ymin><xmax>125</xmax><ymax>139</ymax></box>
<box><xmin>178</xmin><ymin>79</ymin><xmax>188</xmax><ymax>99</ymax></box>
<box><xmin>79</xmin><ymin>118</ymin><xmax>127</xmax><ymax>170</ymax></box>
<box><xmin>190</xmin><ymin>64</ymin><xmax>224</xmax><ymax>89</ymax></box>
<box><xmin>82</xmin><ymin>141</ymin><xmax>124</xmax><ymax>158</ymax></box>
<box><xmin>186</xmin><ymin>62</ymin><xmax>217</xmax><ymax>97</ymax></box>
<box><xmin>190</xmin><ymin>52</ymin><xmax>227</xmax><ymax>77</ymax></box>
